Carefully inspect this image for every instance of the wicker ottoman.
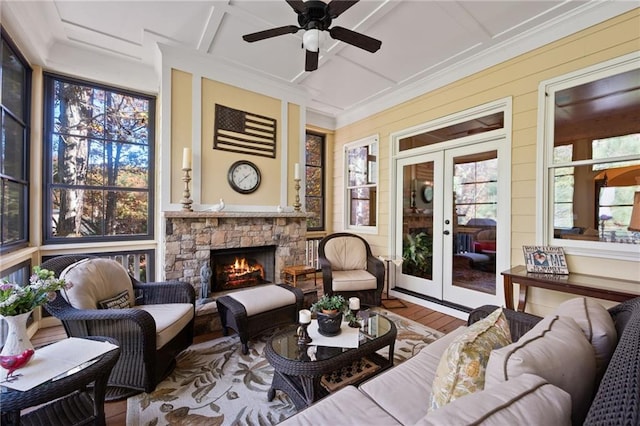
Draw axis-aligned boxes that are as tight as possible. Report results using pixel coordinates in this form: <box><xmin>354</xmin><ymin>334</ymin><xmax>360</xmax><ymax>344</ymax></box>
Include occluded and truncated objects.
<box><xmin>216</xmin><ymin>284</ymin><xmax>304</xmax><ymax>354</ymax></box>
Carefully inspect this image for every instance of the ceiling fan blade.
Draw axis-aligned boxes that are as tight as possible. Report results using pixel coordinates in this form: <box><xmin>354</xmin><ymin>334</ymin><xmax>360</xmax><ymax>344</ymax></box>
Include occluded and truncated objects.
<box><xmin>305</xmin><ymin>49</ymin><xmax>319</xmax><ymax>72</ymax></box>
<box><xmin>243</xmin><ymin>25</ymin><xmax>300</xmax><ymax>43</ymax></box>
<box><xmin>329</xmin><ymin>26</ymin><xmax>381</xmax><ymax>53</ymax></box>
<box><xmin>327</xmin><ymin>0</ymin><xmax>359</xmax><ymax>18</ymax></box>
<box><xmin>286</xmin><ymin>0</ymin><xmax>306</xmax><ymax>14</ymax></box>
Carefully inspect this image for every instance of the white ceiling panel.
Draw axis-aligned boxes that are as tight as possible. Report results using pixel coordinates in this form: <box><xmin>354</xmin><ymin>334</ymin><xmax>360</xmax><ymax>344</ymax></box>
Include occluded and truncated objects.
<box><xmin>4</xmin><ymin>0</ymin><xmax>635</xmax><ymax>126</ymax></box>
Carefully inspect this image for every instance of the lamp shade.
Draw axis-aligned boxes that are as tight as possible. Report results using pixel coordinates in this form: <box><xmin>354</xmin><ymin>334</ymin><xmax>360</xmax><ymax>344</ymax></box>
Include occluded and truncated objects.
<box><xmin>303</xmin><ymin>29</ymin><xmax>320</xmax><ymax>52</ymax></box>
<box><xmin>629</xmin><ymin>191</ymin><xmax>640</xmax><ymax>231</ymax></box>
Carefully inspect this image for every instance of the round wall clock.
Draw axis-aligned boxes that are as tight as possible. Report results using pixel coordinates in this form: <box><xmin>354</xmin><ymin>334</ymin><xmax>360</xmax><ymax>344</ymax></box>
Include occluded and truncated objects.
<box><xmin>421</xmin><ymin>184</ymin><xmax>433</xmax><ymax>203</ymax></box>
<box><xmin>228</xmin><ymin>160</ymin><xmax>261</xmax><ymax>194</ymax></box>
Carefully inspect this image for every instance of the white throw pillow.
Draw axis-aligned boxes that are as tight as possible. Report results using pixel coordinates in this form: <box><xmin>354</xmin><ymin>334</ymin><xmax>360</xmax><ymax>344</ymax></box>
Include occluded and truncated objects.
<box><xmin>485</xmin><ymin>315</ymin><xmax>596</xmax><ymax>425</ymax></box>
<box><xmin>60</xmin><ymin>258</ymin><xmax>134</xmax><ymax>309</ymax></box>
<box><xmin>551</xmin><ymin>297</ymin><xmax>616</xmax><ymax>379</ymax></box>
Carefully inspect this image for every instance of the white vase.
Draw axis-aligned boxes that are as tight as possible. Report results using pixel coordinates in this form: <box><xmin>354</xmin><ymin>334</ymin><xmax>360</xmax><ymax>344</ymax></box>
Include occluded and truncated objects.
<box><xmin>1</xmin><ymin>311</ymin><xmax>35</xmax><ymax>357</ymax></box>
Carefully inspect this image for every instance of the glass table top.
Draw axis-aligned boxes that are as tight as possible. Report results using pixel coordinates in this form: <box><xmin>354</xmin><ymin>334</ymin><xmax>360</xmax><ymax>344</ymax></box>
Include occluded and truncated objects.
<box><xmin>270</xmin><ymin>311</ymin><xmax>393</xmax><ymax>363</ymax></box>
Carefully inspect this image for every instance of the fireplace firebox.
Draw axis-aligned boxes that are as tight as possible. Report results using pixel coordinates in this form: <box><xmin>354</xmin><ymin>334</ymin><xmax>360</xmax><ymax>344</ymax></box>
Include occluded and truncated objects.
<box><xmin>210</xmin><ymin>246</ymin><xmax>276</xmax><ymax>292</ymax></box>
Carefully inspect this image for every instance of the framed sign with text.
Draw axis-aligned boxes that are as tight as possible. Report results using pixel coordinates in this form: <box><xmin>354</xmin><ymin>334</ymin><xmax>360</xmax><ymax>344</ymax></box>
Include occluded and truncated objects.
<box><xmin>522</xmin><ymin>245</ymin><xmax>569</xmax><ymax>274</ymax></box>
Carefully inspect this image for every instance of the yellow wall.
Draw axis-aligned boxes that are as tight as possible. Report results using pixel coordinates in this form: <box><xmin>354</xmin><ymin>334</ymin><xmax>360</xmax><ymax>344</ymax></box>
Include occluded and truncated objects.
<box><xmin>170</xmin><ymin>71</ymin><xmax>303</xmax><ymax>207</ymax></box>
<box><xmin>332</xmin><ymin>9</ymin><xmax>640</xmax><ymax>316</ymax></box>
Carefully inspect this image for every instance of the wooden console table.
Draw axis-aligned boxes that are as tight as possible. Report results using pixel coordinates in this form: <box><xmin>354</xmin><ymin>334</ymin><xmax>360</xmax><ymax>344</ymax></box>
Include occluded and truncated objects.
<box><xmin>502</xmin><ymin>265</ymin><xmax>640</xmax><ymax>312</ymax></box>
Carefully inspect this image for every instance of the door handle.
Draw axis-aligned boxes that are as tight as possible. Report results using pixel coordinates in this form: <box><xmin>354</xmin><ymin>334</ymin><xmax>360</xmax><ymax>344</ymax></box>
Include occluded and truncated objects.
<box><xmin>443</xmin><ymin>230</ymin><xmax>450</xmax><ymax>235</ymax></box>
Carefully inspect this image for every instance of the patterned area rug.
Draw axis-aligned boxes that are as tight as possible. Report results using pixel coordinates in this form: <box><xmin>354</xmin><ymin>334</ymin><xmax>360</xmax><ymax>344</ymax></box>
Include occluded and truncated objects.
<box><xmin>126</xmin><ymin>308</ymin><xmax>444</xmax><ymax>426</ymax></box>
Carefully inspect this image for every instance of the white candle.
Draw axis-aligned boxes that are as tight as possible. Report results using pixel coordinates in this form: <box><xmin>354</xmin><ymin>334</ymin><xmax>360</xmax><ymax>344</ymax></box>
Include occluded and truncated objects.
<box><xmin>182</xmin><ymin>147</ymin><xmax>192</xmax><ymax>169</ymax></box>
<box><xmin>294</xmin><ymin>163</ymin><xmax>300</xmax><ymax>180</ymax></box>
<box><xmin>349</xmin><ymin>297</ymin><xmax>360</xmax><ymax>310</ymax></box>
<box><xmin>299</xmin><ymin>309</ymin><xmax>311</xmax><ymax>324</ymax></box>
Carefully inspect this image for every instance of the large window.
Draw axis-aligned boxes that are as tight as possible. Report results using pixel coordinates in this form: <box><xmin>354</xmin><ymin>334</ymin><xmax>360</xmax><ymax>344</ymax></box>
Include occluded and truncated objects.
<box><xmin>43</xmin><ymin>74</ymin><xmax>155</xmax><ymax>243</ymax></box>
<box><xmin>345</xmin><ymin>136</ymin><xmax>378</xmax><ymax>230</ymax></box>
<box><xmin>305</xmin><ymin>132</ymin><xmax>325</xmax><ymax>231</ymax></box>
<box><xmin>541</xmin><ymin>54</ymin><xmax>640</xmax><ymax>259</ymax></box>
<box><xmin>0</xmin><ymin>31</ymin><xmax>31</xmax><ymax>253</ymax></box>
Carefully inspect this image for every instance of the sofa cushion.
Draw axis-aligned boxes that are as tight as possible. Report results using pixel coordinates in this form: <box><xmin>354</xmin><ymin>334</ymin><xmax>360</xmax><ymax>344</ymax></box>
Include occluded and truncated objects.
<box><xmin>417</xmin><ymin>374</ymin><xmax>571</xmax><ymax>426</ymax></box>
<box><xmin>358</xmin><ymin>326</ymin><xmax>467</xmax><ymax>425</ymax></box>
<box><xmin>60</xmin><ymin>258</ymin><xmax>134</xmax><ymax>309</ymax></box>
<box><xmin>429</xmin><ymin>307</ymin><xmax>511</xmax><ymax>410</ymax></box>
<box><xmin>278</xmin><ymin>385</ymin><xmax>401</xmax><ymax>426</ymax></box>
<box><xmin>324</xmin><ymin>237</ymin><xmax>367</xmax><ymax>271</ymax></box>
<box><xmin>485</xmin><ymin>315</ymin><xmax>596</xmax><ymax>425</ymax></box>
<box><xmin>331</xmin><ymin>270</ymin><xmax>378</xmax><ymax>291</ymax></box>
<box><xmin>133</xmin><ymin>303</ymin><xmax>194</xmax><ymax>349</ymax></box>
<box><xmin>551</xmin><ymin>297</ymin><xmax>616</xmax><ymax>378</ymax></box>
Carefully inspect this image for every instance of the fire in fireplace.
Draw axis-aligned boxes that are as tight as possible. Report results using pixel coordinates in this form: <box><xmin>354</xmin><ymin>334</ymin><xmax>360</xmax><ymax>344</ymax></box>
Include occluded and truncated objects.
<box><xmin>210</xmin><ymin>246</ymin><xmax>276</xmax><ymax>293</ymax></box>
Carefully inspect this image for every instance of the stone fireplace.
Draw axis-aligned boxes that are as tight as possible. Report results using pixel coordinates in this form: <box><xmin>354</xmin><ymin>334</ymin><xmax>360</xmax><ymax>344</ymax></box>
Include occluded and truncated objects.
<box><xmin>163</xmin><ymin>211</ymin><xmax>308</xmax><ymax>298</ymax></box>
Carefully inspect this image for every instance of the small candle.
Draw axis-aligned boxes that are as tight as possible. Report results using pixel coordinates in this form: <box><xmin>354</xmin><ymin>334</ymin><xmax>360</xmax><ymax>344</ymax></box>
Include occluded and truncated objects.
<box><xmin>294</xmin><ymin>163</ymin><xmax>300</xmax><ymax>180</ymax></box>
<box><xmin>182</xmin><ymin>147</ymin><xmax>192</xmax><ymax>169</ymax></box>
<box><xmin>299</xmin><ymin>309</ymin><xmax>311</xmax><ymax>324</ymax></box>
<box><xmin>349</xmin><ymin>297</ymin><xmax>360</xmax><ymax>310</ymax></box>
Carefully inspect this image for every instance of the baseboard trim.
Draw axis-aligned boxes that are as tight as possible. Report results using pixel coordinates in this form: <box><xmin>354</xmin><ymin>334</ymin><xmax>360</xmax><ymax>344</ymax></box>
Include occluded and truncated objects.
<box><xmin>389</xmin><ymin>288</ymin><xmax>471</xmax><ymax>320</ymax></box>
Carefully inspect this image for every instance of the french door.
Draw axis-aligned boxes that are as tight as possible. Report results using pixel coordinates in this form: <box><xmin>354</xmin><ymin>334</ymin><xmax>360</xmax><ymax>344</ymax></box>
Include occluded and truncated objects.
<box><xmin>394</xmin><ymin>140</ymin><xmax>507</xmax><ymax>308</ymax></box>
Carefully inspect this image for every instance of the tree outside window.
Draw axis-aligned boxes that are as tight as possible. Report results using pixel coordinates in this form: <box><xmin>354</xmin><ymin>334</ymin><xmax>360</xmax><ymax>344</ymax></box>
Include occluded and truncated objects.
<box><xmin>43</xmin><ymin>74</ymin><xmax>154</xmax><ymax>242</ymax></box>
<box><xmin>345</xmin><ymin>136</ymin><xmax>378</xmax><ymax>229</ymax></box>
<box><xmin>305</xmin><ymin>132</ymin><xmax>325</xmax><ymax>231</ymax></box>
<box><xmin>0</xmin><ymin>31</ymin><xmax>31</xmax><ymax>253</ymax></box>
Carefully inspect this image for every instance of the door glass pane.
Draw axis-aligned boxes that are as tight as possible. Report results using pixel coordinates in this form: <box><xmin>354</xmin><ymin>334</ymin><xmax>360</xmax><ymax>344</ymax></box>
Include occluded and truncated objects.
<box><xmin>452</xmin><ymin>151</ymin><xmax>497</xmax><ymax>295</ymax></box>
<box><xmin>402</xmin><ymin>162</ymin><xmax>434</xmax><ymax>280</ymax></box>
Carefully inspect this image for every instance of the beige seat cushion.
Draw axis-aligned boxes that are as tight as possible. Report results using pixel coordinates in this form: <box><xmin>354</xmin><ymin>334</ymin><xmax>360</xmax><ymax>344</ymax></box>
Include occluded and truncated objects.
<box><xmin>133</xmin><ymin>303</ymin><xmax>194</xmax><ymax>349</ymax></box>
<box><xmin>417</xmin><ymin>374</ymin><xmax>571</xmax><ymax>426</ymax></box>
<box><xmin>279</xmin><ymin>385</ymin><xmax>401</xmax><ymax>426</ymax></box>
<box><xmin>228</xmin><ymin>285</ymin><xmax>296</xmax><ymax>316</ymax></box>
<box><xmin>359</xmin><ymin>327</ymin><xmax>467</xmax><ymax>425</ymax></box>
<box><xmin>429</xmin><ymin>308</ymin><xmax>511</xmax><ymax>410</ymax></box>
<box><xmin>332</xmin><ymin>270</ymin><xmax>378</xmax><ymax>291</ymax></box>
<box><xmin>485</xmin><ymin>315</ymin><xmax>596</xmax><ymax>425</ymax></box>
<box><xmin>551</xmin><ymin>297</ymin><xmax>616</xmax><ymax>378</ymax></box>
<box><xmin>60</xmin><ymin>258</ymin><xmax>134</xmax><ymax>309</ymax></box>
<box><xmin>324</xmin><ymin>237</ymin><xmax>367</xmax><ymax>271</ymax></box>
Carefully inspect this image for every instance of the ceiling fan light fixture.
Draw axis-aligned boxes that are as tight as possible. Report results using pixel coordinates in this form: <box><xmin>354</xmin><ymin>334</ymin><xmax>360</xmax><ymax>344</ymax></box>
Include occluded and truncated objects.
<box><xmin>303</xmin><ymin>29</ymin><xmax>320</xmax><ymax>52</ymax></box>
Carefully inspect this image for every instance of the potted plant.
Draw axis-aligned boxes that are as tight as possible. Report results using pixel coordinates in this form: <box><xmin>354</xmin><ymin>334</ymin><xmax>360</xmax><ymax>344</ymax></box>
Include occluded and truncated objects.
<box><xmin>311</xmin><ymin>294</ymin><xmax>348</xmax><ymax>336</ymax></box>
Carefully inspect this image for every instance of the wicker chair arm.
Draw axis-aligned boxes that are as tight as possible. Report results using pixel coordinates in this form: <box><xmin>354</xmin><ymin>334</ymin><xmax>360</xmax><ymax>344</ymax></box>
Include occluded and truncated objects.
<box><xmin>319</xmin><ymin>257</ymin><xmax>334</xmax><ymax>295</ymax></box>
<box><xmin>468</xmin><ymin>305</ymin><xmax>542</xmax><ymax>341</ymax></box>
<box><xmin>366</xmin><ymin>255</ymin><xmax>385</xmax><ymax>291</ymax></box>
<box><xmin>133</xmin><ymin>280</ymin><xmax>195</xmax><ymax>305</ymax></box>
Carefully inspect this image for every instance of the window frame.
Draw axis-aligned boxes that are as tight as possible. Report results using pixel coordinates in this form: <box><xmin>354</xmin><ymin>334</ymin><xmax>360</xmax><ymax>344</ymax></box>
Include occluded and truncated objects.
<box><xmin>537</xmin><ymin>52</ymin><xmax>640</xmax><ymax>261</ymax></box>
<box><xmin>0</xmin><ymin>29</ymin><xmax>31</xmax><ymax>254</ymax></box>
<box><xmin>42</xmin><ymin>73</ymin><xmax>156</xmax><ymax>244</ymax></box>
<box><xmin>344</xmin><ymin>135</ymin><xmax>379</xmax><ymax>233</ymax></box>
<box><xmin>305</xmin><ymin>131</ymin><xmax>325</xmax><ymax>232</ymax></box>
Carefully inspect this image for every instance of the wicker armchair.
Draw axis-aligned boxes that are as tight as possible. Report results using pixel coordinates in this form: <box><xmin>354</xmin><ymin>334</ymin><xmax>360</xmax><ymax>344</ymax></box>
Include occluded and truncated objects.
<box><xmin>41</xmin><ymin>255</ymin><xmax>195</xmax><ymax>401</ymax></box>
<box><xmin>318</xmin><ymin>233</ymin><xmax>385</xmax><ymax>307</ymax></box>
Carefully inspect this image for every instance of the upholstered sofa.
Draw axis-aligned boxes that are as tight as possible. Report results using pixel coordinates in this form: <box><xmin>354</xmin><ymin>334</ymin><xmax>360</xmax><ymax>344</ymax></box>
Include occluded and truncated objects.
<box><xmin>281</xmin><ymin>297</ymin><xmax>640</xmax><ymax>425</ymax></box>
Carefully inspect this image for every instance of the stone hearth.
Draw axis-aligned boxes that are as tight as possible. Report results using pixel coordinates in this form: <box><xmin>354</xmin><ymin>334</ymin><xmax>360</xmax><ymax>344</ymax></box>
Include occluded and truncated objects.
<box><xmin>164</xmin><ymin>211</ymin><xmax>308</xmax><ymax>295</ymax></box>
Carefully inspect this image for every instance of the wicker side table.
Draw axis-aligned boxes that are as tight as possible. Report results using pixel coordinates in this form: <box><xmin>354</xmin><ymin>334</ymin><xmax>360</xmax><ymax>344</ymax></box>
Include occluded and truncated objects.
<box><xmin>0</xmin><ymin>336</ymin><xmax>120</xmax><ymax>426</ymax></box>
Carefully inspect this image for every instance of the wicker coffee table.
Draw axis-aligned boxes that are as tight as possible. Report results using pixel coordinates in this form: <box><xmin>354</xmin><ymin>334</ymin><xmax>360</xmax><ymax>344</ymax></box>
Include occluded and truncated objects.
<box><xmin>265</xmin><ymin>312</ymin><xmax>396</xmax><ymax>409</ymax></box>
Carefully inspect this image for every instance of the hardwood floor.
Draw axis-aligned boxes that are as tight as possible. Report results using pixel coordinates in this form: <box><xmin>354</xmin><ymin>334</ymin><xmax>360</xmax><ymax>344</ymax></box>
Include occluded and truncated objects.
<box><xmin>31</xmin><ymin>299</ymin><xmax>465</xmax><ymax>425</ymax></box>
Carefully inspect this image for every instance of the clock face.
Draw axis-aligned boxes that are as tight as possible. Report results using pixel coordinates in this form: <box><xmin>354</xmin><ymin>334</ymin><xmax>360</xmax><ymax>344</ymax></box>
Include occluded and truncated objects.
<box><xmin>422</xmin><ymin>185</ymin><xmax>433</xmax><ymax>203</ymax></box>
<box><xmin>228</xmin><ymin>160</ymin><xmax>261</xmax><ymax>194</ymax></box>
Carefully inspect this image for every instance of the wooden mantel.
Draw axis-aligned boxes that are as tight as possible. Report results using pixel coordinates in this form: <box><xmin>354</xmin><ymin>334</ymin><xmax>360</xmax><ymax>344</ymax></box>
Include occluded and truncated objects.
<box><xmin>164</xmin><ymin>211</ymin><xmax>311</xmax><ymax>219</ymax></box>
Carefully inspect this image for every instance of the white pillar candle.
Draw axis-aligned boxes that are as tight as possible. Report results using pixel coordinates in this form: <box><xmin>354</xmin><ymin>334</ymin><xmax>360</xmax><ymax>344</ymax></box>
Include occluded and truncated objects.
<box><xmin>294</xmin><ymin>163</ymin><xmax>300</xmax><ymax>180</ymax></box>
<box><xmin>299</xmin><ymin>309</ymin><xmax>311</xmax><ymax>324</ymax></box>
<box><xmin>349</xmin><ymin>297</ymin><xmax>360</xmax><ymax>310</ymax></box>
<box><xmin>182</xmin><ymin>147</ymin><xmax>192</xmax><ymax>169</ymax></box>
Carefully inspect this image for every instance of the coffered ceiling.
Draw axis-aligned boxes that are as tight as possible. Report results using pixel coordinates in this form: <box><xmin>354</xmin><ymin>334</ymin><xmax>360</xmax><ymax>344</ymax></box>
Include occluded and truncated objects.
<box><xmin>2</xmin><ymin>1</ymin><xmax>636</xmax><ymax>127</ymax></box>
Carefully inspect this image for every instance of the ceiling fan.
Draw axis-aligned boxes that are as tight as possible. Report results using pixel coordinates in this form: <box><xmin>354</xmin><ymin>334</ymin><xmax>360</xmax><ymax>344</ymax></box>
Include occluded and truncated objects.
<box><xmin>242</xmin><ymin>0</ymin><xmax>382</xmax><ymax>72</ymax></box>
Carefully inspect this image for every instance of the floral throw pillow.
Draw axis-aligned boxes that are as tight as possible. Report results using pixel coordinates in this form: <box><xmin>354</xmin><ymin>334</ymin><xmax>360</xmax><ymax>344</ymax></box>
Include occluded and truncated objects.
<box><xmin>429</xmin><ymin>307</ymin><xmax>512</xmax><ymax>411</ymax></box>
